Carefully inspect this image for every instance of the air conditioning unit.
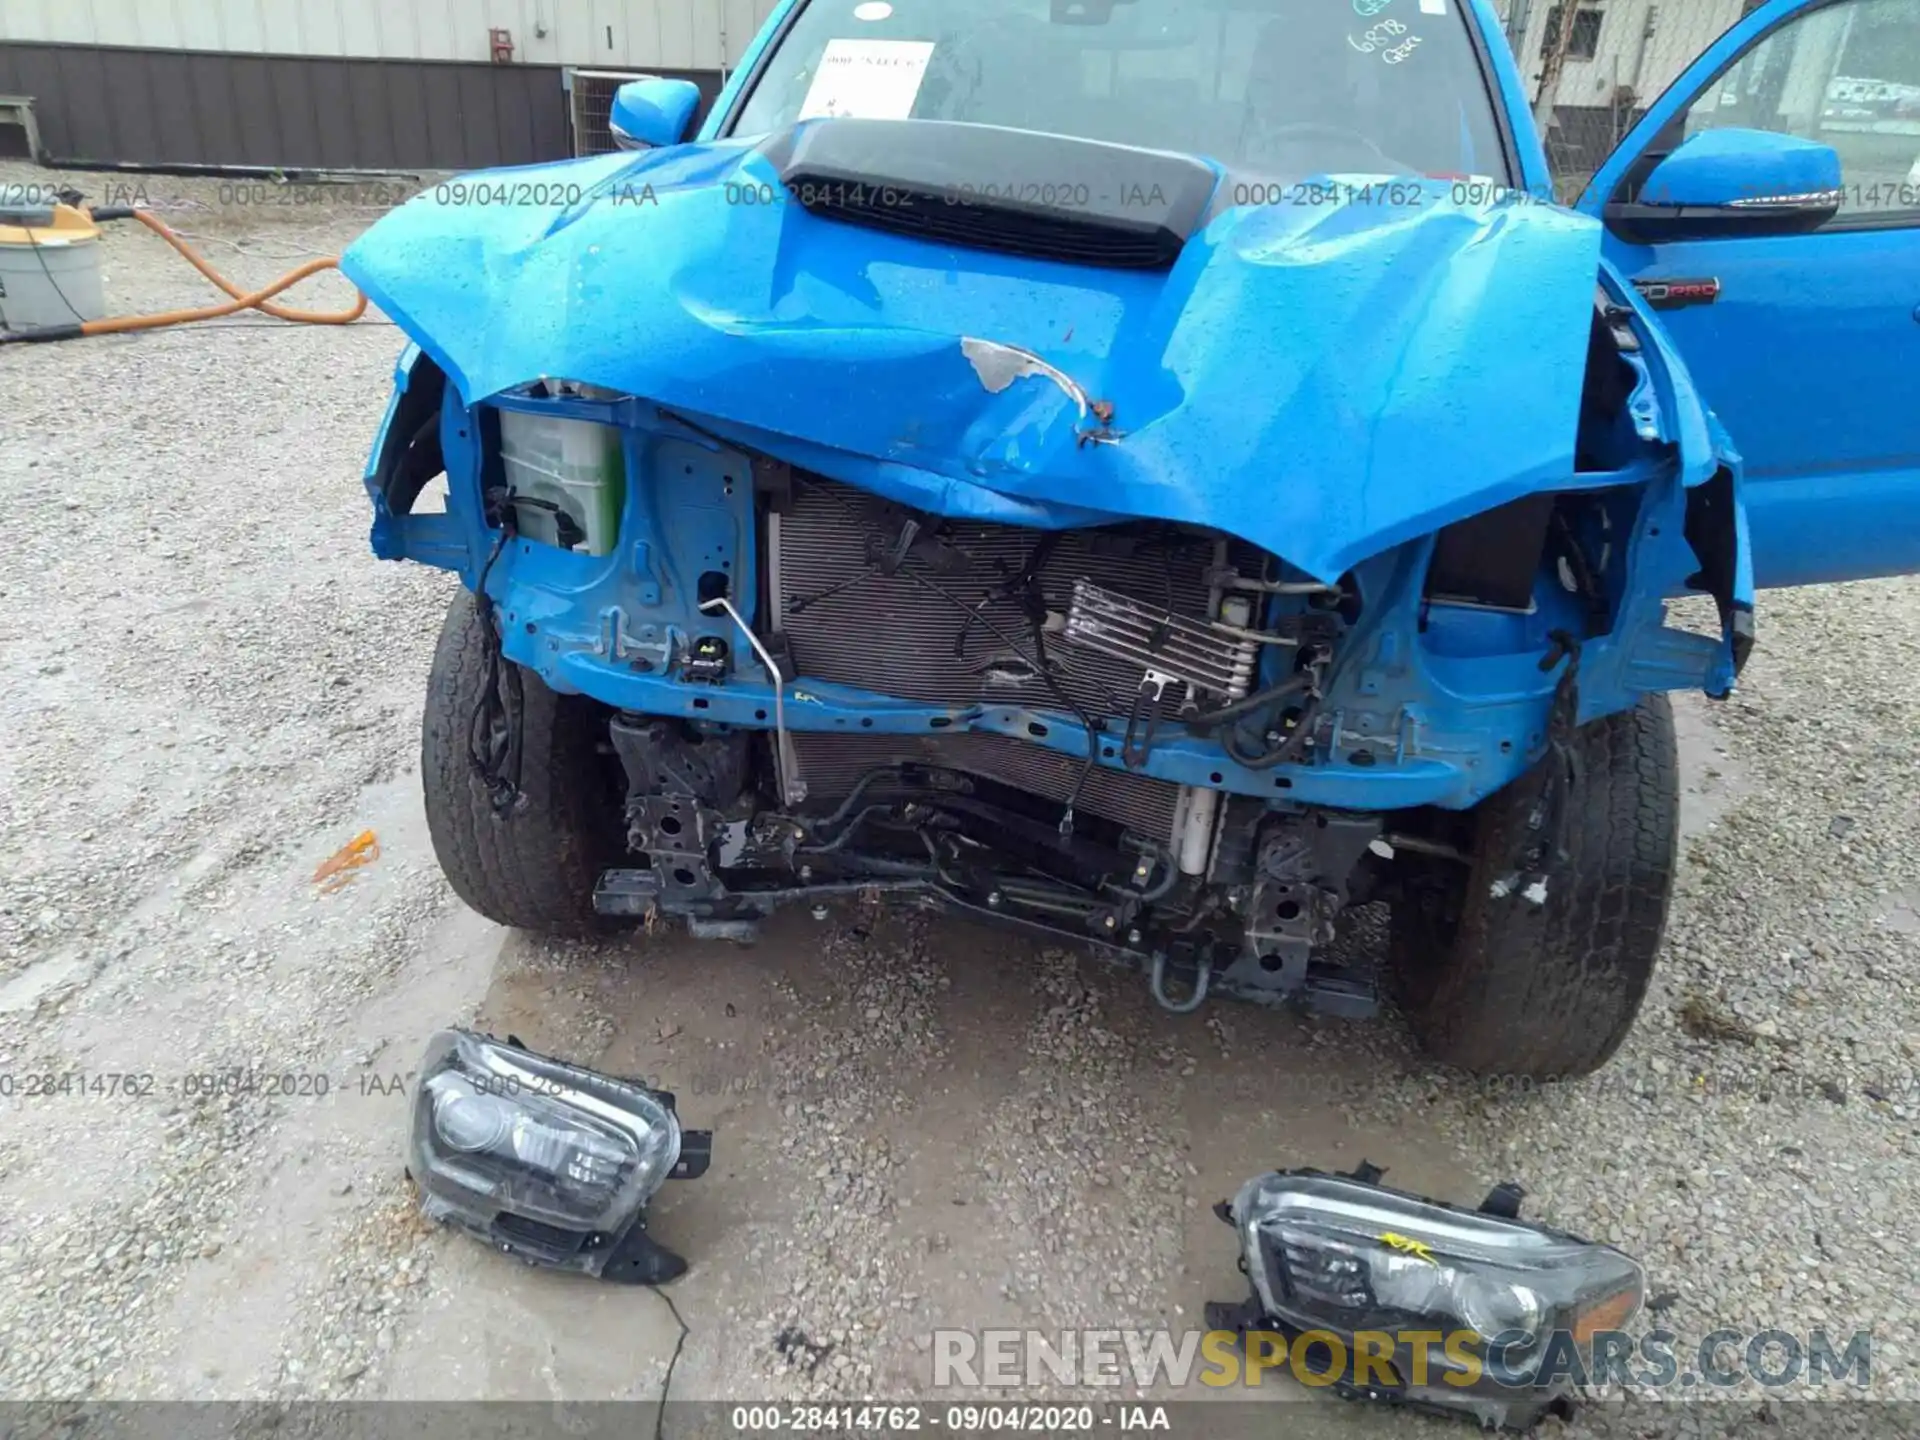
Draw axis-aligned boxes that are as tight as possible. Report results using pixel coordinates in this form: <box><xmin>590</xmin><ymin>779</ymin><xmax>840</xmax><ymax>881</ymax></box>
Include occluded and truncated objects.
<box><xmin>565</xmin><ymin>69</ymin><xmax>655</xmax><ymax>157</ymax></box>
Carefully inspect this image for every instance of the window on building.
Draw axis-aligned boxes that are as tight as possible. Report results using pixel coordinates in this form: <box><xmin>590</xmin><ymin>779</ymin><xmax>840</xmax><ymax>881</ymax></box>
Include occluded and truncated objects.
<box><xmin>1543</xmin><ymin>4</ymin><xmax>1605</xmax><ymax>62</ymax></box>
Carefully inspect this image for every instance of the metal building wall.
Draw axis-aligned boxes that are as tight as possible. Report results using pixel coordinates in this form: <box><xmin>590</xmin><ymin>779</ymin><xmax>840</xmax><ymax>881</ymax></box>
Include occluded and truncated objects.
<box><xmin>0</xmin><ymin>43</ymin><xmax>588</xmax><ymax>170</ymax></box>
<box><xmin>0</xmin><ymin>0</ymin><xmax>774</xmax><ymax>168</ymax></box>
<box><xmin>0</xmin><ymin>0</ymin><xmax>784</xmax><ymax>70</ymax></box>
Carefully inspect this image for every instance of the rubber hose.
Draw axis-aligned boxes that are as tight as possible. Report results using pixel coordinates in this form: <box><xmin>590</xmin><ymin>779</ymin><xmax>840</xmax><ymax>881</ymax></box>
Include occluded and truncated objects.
<box><xmin>1224</xmin><ymin>723</ymin><xmax>1303</xmax><ymax>770</ymax></box>
<box><xmin>5</xmin><ymin>207</ymin><xmax>366</xmax><ymax>343</ymax></box>
<box><xmin>1182</xmin><ymin>671</ymin><xmax>1312</xmax><ymax>729</ymax></box>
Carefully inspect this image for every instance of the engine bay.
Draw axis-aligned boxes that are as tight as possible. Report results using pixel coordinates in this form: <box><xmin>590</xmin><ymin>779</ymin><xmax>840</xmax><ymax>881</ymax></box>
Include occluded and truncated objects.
<box><xmin>576</xmin><ymin>465</ymin><xmax>1387</xmax><ymax>1015</ymax></box>
<box><xmin>362</xmin><ymin>287</ymin><xmax>1750</xmax><ymax>1018</ymax></box>
<box><xmin>769</xmin><ymin>475</ymin><xmax>1349</xmax><ymax>841</ymax></box>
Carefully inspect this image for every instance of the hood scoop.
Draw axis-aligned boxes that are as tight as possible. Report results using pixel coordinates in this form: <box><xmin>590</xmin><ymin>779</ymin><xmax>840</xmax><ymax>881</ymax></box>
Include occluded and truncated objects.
<box><xmin>757</xmin><ymin>118</ymin><xmax>1217</xmax><ymax>270</ymax></box>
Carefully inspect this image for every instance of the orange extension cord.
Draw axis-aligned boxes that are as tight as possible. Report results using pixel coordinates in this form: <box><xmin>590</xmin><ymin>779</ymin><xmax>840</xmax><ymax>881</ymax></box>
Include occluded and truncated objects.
<box><xmin>0</xmin><ymin>204</ymin><xmax>366</xmax><ymax>342</ymax></box>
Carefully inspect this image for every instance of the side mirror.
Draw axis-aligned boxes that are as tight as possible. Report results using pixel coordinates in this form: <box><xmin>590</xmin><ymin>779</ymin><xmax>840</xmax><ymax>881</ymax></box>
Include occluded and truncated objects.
<box><xmin>609</xmin><ymin>79</ymin><xmax>702</xmax><ymax>151</ymax></box>
<box><xmin>1605</xmin><ymin>128</ymin><xmax>1841</xmax><ymax>243</ymax></box>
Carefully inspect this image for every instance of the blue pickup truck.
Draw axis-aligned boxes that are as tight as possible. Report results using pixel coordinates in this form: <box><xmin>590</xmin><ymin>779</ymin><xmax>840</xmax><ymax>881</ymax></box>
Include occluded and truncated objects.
<box><xmin>343</xmin><ymin>0</ymin><xmax>1920</xmax><ymax>1078</ymax></box>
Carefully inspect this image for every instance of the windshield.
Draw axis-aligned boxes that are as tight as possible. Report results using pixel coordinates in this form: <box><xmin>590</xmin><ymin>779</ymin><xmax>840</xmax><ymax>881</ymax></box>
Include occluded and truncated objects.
<box><xmin>726</xmin><ymin>0</ymin><xmax>1511</xmax><ymax>183</ymax></box>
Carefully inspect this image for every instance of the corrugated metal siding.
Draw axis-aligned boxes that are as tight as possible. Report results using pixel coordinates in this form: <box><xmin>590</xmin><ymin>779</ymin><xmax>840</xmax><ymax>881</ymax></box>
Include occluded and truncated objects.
<box><xmin>0</xmin><ymin>41</ymin><xmax>636</xmax><ymax>169</ymax></box>
<box><xmin>0</xmin><ymin>0</ymin><xmax>785</xmax><ymax>69</ymax></box>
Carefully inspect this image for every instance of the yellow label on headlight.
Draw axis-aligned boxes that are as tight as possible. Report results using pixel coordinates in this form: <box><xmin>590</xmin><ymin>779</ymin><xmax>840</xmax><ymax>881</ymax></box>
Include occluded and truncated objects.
<box><xmin>1378</xmin><ymin>1232</ymin><xmax>1438</xmax><ymax>1264</ymax></box>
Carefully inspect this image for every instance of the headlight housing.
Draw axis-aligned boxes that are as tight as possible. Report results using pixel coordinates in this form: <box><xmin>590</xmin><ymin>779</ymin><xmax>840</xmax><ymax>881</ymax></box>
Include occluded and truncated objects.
<box><xmin>408</xmin><ymin>1029</ymin><xmax>709</xmax><ymax>1283</ymax></box>
<box><xmin>1213</xmin><ymin>1164</ymin><xmax>1643</xmax><ymax>1430</ymax></box>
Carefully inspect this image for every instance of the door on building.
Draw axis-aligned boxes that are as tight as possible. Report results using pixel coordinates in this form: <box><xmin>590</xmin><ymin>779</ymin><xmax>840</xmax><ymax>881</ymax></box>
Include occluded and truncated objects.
<box><xmin>1580</xmin><ymin>0</ymin><xmax>1920</xmax><ymax>589</ymax></box>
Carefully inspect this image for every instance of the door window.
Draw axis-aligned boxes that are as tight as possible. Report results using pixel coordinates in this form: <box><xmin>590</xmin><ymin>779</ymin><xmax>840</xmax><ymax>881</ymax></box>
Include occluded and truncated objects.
<box><xmin>1678</xmin><ymin>0</ymin><xmax>1920</xmax><ymax>224</ymax></box>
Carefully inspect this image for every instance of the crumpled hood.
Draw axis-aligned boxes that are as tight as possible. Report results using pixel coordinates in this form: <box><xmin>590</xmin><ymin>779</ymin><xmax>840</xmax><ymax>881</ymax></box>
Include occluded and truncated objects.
<box><xmin>342</xmin><ymin>137</ymin><xmax>1606</xmax><ymax>582</ymax></box>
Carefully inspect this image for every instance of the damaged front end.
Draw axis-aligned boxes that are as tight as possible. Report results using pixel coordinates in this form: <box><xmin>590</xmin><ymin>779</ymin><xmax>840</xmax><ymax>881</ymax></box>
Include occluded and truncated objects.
<box><xmin>347</xmin><ymin>119</ymin><xmax>1753</xmax><ymax>1018</ymax></box>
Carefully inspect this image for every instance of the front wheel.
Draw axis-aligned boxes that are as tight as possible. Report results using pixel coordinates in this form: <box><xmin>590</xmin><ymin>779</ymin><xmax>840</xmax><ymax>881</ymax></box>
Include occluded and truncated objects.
<box><xmin>1389</xmin><ymin>696</ymin><xmax>1679</xmax><ymax>1079</ymax></box>
<box><xmin>421</xmin><ymin>590</ymin><xmax>626</xmax><ymax>935</ymax></box>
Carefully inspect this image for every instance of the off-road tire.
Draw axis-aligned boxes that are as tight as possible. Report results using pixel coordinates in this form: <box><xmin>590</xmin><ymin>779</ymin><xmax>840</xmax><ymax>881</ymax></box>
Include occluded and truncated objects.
<box><xmin>422</xmin><ymin>590</ymin><xmax>626</xmax><ymax>935</ymax></box>
<box><xmin>1390</xmin><ymin>695</ymin><xmax>1678</xmax><ymax>1079</ymax></box>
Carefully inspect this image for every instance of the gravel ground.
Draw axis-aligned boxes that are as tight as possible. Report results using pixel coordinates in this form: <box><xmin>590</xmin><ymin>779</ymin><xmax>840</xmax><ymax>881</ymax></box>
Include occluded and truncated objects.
<box><xmin>1</xmin><ymin>165</ymin><xmax>1916</xmax><ymax>1437</ymax></box>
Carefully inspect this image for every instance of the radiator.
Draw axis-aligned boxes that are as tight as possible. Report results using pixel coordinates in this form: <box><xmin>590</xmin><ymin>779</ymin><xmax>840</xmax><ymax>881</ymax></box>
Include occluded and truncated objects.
<box><xmin>775</xmin><ymin>478</ymin><xmax>1248</xmax><ymax>840</ymax></box>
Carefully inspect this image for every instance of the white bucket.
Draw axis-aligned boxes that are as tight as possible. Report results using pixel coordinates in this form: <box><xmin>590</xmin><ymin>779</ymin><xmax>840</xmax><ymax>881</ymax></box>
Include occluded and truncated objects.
<box><xmin>0</xmin><ymin>204</ymin><xmax>106</xmax><ymax>330</ymax></box>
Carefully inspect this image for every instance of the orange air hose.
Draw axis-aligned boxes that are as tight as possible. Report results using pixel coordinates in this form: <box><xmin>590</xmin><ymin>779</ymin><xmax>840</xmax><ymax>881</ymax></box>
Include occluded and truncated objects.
<box><xmin>84</xmin><ymin>207</ymin><xmax>368</xmax><ymax>333</ymax></box>
<box><xmin>0</xmin><ymin>203</ymin><xmax>366</xmax><ymax>343</ymax></box>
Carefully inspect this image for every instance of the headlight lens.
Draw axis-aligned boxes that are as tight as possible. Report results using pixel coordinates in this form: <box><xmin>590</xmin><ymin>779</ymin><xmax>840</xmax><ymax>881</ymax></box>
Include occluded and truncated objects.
<box><xmin>431</xmin><ymin>1086</ymin><xmax>512</xmax><ymax>1152</ymax></box>
<box><xmin>409</xmin><ymin>1029</ymin><xmax>682</xmax><ymax>1235</ymax></box>
<box><xmin>1455</xmin><ymin>1275</ymin><xmax>1546</xmax><ymax>1345</ymax></box>
<box><xmin>1230</xmin><ymin>1169</ymin><xmax>1641</xmax><ymax>1390</ymax></box>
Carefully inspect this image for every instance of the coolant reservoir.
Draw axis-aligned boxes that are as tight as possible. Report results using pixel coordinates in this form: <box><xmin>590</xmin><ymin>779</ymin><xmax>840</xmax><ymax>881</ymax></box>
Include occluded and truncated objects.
<box><xmin>497</xmin><ymin>410</ymin><xmax>626</xmax><ymax>556</ymax></box>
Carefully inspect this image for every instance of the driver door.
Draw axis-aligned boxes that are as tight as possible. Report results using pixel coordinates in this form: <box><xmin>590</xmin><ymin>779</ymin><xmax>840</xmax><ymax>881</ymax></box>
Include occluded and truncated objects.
<box><xmin>1579</xmin><ymin>0</ymin><xmax>1920</xmax><ymax>589</ymax></box>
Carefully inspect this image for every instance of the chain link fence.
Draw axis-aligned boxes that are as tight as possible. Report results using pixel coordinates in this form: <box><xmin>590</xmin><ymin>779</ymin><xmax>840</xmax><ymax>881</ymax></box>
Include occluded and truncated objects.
<box><xmin>1498</xmin><ymin>0</ymin><xmax>1920</xmax><ymax>211</ymax></box>
<box><xmin>1491</xmin><ymin>0</ymin><xmax>1758</xmax><ymax>200</ymax></box>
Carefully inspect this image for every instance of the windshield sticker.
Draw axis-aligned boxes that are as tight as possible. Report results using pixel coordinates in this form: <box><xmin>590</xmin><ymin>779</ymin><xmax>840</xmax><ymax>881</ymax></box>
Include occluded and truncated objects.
<box><xmin>853</xmin><ymin>1</ymin><xmax>893</xmax><ymax>19</ymax></box>
<box><xmin>799</xmin><ymin>38</ymin><xmax>935</xmax><ymax>120</ymax></box>
<box><xmin>1419</xmin><ymin>0</ymin><xmax>1446</xmax><ymax>13</ymax></box>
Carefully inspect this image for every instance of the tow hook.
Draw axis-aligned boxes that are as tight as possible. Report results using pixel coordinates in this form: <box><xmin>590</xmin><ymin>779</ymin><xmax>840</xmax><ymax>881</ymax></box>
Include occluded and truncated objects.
<box><xmin>1149</xmin><ymin>950</ymin><xmax>1212</xmax><ymax>1014</ymax></box>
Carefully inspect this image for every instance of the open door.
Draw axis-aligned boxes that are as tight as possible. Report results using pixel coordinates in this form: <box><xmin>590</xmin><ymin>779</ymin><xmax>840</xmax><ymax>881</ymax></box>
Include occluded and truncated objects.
<box><xmin>1579</xmin><ymin>0</ymin><xmax>1920</xmax><ymax>589</ymax></box>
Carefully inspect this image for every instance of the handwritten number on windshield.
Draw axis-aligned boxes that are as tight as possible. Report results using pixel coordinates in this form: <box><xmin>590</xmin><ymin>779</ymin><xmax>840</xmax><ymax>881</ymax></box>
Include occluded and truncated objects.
<box><xmin>1350</xmin><ymin>19</ymin><xmax>1424</xmax><ymax>64</ymax></box>
<box><xmin>1349</xmin><ymin>18</ymin><xmax>1405</xmax><ymax>51</ymax></box>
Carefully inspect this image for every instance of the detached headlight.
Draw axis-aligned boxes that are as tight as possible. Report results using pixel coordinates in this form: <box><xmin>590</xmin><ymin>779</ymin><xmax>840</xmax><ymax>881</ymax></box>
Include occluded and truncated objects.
<box><xmin>408</xmin><ymin>1029</ymin><xmax>710</xmax><ymax>1283</ymax></box>
<box><xmin>1212</xmin><ymin>1164</ymin><xmax>1642</xmax><ymax>1430</ymax></box>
